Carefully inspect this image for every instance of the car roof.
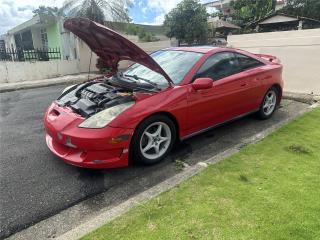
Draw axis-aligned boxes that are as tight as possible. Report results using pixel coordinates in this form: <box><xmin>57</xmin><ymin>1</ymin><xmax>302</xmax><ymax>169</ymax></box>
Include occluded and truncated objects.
<box><xmin>163</xmin><ymin>46</ymin><xmax>232</xmax><ymax>54</ymax></box>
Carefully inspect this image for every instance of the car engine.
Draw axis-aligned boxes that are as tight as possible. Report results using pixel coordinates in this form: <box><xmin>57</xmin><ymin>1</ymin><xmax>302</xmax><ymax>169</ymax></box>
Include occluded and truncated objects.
<box><xmin>56</xmin><ymin>81</ymin><xmax>134</xmax><ymax>117</ymax></box>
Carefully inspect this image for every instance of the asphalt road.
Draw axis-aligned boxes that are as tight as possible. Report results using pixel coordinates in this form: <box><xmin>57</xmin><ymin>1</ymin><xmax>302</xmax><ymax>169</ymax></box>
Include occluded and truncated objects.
<box><xmin>0</xmin><ymin>85</ymin><xmax>308</xmax><ymax>239</ymax></box>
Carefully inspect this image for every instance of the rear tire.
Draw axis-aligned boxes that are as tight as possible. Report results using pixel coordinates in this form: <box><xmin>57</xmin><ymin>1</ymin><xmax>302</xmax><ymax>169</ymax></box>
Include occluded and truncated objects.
<box><xmin>131</xmin><ymin>114</ymin><xmax>176</xmax><ymax>165</ymax></box>
<box><xmin>258</xmin><ymin>87</ymin><xmax>278</xmax><ymax>119</ymax></box>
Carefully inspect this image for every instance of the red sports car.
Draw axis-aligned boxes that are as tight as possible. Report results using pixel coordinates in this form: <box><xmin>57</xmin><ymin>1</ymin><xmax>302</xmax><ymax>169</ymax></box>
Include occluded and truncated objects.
<box><xmin>44</xmin><ymin>18</ymin><xmax>283</xmax><ymax>169</ymax></box>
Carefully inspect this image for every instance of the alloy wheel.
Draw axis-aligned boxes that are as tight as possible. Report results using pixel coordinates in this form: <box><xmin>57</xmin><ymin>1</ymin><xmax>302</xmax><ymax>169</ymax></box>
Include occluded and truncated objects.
<box><xmin>139</xmin><ymin>122</ymin><xmax>172</xmax><ymax>160</ymax></box>
<box><xmin>263</xmin><ymin>90</ymin><xmax>277</xmax><ymax>116</ymax></box>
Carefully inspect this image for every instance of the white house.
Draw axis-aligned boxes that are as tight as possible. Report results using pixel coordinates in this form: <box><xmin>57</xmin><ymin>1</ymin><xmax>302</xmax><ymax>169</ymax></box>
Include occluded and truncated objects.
<box><xmin>2</xmin><ymin>14</ymin><xmax>78</xmax><ymax>61</ymax></box>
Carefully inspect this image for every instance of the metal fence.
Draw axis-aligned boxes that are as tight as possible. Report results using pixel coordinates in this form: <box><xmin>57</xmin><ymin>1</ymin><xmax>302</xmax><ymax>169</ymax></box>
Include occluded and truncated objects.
<box><xmin>0</xmin><ymin>47</ymin><xmax>61</xmax><ymax>62</ymax></box>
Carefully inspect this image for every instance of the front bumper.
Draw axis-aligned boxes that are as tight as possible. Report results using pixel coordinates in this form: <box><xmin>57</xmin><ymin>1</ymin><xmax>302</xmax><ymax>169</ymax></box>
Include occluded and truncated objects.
<box><xmin>44</xmin><ymin>103</ymin><xmax>133</xmax><ymax>169</ymax></box>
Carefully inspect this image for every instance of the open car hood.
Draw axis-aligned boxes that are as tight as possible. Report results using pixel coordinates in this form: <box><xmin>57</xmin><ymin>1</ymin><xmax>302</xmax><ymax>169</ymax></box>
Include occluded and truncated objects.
<box><xmin>64</xmin><ymin>18</ymin><xmax>173</xmax><ymax>85</ymax></box>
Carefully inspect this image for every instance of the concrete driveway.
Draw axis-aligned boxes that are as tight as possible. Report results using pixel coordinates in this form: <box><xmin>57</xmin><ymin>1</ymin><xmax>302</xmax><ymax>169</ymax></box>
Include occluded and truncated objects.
<box><xmin>0</xmin><ymin>85</ymin><xmax>309</xmax><ymax>239</ymax></box>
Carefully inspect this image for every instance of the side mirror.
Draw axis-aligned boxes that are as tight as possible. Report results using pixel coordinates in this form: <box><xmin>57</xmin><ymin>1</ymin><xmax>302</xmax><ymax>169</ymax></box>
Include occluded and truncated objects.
<box><xmin>192</xmin><ymin>78</ymin><xmax>213</xmax><ymax>90</ymax></box>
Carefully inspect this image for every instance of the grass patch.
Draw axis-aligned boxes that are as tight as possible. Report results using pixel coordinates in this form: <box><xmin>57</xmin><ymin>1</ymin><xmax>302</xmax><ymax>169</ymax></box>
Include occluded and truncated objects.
<box><xmin>83</xmin><ymin>108</ymin><xmax>320</xmax><ymax>240</ymax></box>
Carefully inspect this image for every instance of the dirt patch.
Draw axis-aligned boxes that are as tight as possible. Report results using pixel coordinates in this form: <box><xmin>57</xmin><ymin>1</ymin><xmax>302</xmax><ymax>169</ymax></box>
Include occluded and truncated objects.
<box><xmin>286</xmin><ymin>144</ymin><xmax>312</xmax><ymax>155</ymax></box>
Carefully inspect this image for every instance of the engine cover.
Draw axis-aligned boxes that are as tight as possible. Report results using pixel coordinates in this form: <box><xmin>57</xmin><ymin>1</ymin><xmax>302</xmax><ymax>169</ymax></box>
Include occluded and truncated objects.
<box><xmin>56</xmin><ymin>81</ymin><xmax>134</xmax><ymax>117</ymax></box>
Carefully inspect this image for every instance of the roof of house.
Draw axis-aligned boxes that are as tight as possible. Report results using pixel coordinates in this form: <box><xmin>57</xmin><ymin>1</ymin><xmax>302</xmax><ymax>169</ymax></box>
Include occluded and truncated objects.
<box><xmin>209</xmin><ymin>19</ymin><xmax>241</xmax><ymax>30</ymax></box>
<box><xmin>7</xmin><ymin>14</ymin><xmax>57</xmax><ymax>35</ymax></box>
<box><xmin>254</xmin><ymin>13</ymin><xmax>320</xmax><ymax>25</ymax></box>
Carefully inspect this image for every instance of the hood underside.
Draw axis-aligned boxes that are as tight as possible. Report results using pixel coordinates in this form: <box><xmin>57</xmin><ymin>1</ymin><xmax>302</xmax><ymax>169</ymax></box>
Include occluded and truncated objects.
<box><xmin>64</xmin><ymin>18</ymin><xmax>173</xmax><ymax>85</ymax></box>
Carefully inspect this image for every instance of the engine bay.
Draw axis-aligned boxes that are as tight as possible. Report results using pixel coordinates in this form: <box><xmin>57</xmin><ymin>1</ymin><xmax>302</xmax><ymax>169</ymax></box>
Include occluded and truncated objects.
<box><xmin>56</xmin><ymin>80</ymin><xmax>134</xmax><ymax>117</ymax></box>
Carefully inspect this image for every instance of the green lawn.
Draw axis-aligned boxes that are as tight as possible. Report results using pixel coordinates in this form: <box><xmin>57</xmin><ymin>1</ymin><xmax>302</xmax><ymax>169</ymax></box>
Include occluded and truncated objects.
<box><xmin>83</xmin><ymin>108</ymin><xmax>320</xmax><ymax>240</ymax></box>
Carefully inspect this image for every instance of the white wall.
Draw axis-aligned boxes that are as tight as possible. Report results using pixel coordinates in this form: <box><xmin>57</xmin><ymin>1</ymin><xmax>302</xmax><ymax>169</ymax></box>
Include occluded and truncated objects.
<box><xmin>228</xmin><ymin>29</ymin><xmax>320</xmax><ymax>95</ymax></box>
<box><xmin>136</xmin><ymin>40</ymin><xmax>173</xmax><ymax>53</ymax></box>
<box><xmin>77</xmin><ymin>39</ymin><xmax>99</xmax><ymax>73</ymax></box>
<box><xmin>0</xmin><ymin>60</ymin><xmax>81</xmax><ymax>83</ymax></box>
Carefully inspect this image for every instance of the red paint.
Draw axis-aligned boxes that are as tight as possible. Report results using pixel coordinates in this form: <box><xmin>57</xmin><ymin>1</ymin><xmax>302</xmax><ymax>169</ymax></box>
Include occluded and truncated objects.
<box><xmin>44</xmin><ymin>103</ymin><xmax>133</xmax><ymax>168</ymax></box>
<box><xmin>192</xmin><ymin>78</ymin><xmax>214</xmax><ymax>90</ymax></box>
<box><xmin>44</xmin><ymin>19</ymin><xmax>283</xmax><ymax>169</ymax></box>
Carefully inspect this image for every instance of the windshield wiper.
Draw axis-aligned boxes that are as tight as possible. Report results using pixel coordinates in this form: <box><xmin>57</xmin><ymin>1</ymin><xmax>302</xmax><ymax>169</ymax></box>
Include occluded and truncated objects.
<box><xmin>123</xmin><ymin>74</ymin><xmax>161</xmax><ymax>90</ymax></box>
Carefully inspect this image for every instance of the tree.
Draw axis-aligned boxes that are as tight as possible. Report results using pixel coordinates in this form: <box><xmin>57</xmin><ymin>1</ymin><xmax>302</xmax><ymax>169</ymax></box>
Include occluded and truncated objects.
<box><xmin>33</xmin><ymin>6</ymin><xmax>61</xmax><ymax>17</ymax></box>
<box><xmin>279</xmin><ymin>0</ymin><xmax>320</xmax><ymax>20</ymax></box>
<box><xmin>230</xmin><ymin>0</ymin><xmax>277</xmax><ymax>25</ymax></box>
<box><xmin>125</xmin><ymin>23</ymin><xmax>159</xmax><ymax>42</ymax></box>
<box><xmin>163</xmin><ymin>0</ymin><xmax>208</xmax><ymax>45</ymax></box>
<box><xmin>125</xmin><ymin>23</ymin><xmax>141</xmax><ymax>35</ymax></box>
<box><xmin>61</xmin><ymin>0</ymin><xmax>132</xmax><ymax>24</ymax></box>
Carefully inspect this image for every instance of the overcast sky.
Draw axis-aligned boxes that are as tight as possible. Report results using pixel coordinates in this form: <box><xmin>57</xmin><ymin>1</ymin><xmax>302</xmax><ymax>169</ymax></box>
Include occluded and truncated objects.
<box><xmin>0</xmin><ymin>0</ymin><xmax>213</xmax><ymax>34</ymax></box>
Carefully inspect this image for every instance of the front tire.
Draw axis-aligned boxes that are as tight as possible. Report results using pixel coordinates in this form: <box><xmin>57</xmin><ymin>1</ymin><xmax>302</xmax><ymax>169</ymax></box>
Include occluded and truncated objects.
<box><xmin>258</xmin><ymin>87</ymin><xmax>278</xmax><ymax>119</ymax></box>
<box><xmin>131</xmin><ymin>115</ymin><xmax>176</xmax><ymax>165</ymax></box>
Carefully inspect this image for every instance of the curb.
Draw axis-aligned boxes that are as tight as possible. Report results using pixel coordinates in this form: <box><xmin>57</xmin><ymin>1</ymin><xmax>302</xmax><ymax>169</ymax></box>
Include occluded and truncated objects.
<box><xmin>283</xmin><ymin>91</ymin><xmax>319</xmax><ymax>105</ymax></box>
<box><xmin>55</xmin><ymin>103</ymin><xmax>317</xmax><ymax>240</ymax></box>
<box><xmin>0</xmin><ymin>74</ymin><xmax>102</xmax><ymax>93</ymax></box>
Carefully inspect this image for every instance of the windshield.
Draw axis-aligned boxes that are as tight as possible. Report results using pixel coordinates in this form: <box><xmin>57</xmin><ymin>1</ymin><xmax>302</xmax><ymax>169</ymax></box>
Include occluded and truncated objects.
<box><xmin>123</xmin><ymin>50</ymin><xmax>203</xmax><ymax>86</ymax></box>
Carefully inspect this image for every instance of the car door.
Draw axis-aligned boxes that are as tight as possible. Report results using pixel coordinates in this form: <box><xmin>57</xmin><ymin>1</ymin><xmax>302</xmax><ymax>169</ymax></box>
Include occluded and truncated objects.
<box><xmin>234</xmin><ymin>52</ymin><xmax>268</xmax><ymax>111</ymax></box>
<box><xmin>186</xmin><ymin>51</ymin><xmax>251</xmax><ymax>135</ymax></box>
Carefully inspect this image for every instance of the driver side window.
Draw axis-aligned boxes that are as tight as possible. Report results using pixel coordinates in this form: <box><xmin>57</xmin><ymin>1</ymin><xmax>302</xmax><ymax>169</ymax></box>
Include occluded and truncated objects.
<box><xmin>195</xmin><ymin>52</ymin><xmax>240</xmax><ymax>81</ymax></box>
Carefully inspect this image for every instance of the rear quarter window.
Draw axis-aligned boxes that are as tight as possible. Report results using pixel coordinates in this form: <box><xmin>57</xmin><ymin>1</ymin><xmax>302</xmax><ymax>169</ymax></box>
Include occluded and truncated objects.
<box><xmin>235</xmin><ymin>53</ymin><xmax>264</xmax><ymax>71</ymax></box>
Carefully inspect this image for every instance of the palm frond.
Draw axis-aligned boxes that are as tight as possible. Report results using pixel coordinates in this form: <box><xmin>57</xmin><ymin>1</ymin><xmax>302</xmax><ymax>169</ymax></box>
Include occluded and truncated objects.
<box><xmin>60</xmin><ymin>0</ymin><xmax>80</xmax><ymax>12</ymax></box>
<box><xmin>67</xmin><ymin>5</ymin><xmax>83</xmax><ymax>17</ymax></box>
<box><xmin>61</xmin><ymin>0</ymin><xmax>132</xmax><ymax>23</ymax></box>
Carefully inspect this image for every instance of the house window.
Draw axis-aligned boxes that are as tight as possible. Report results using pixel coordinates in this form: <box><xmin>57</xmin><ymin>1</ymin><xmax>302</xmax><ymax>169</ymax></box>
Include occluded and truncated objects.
<box><xmin>14</xmin><ymin>30</ymin><xmax>34</xmax><ymax>50</ymax></box>
<box><xmin>41</xmin><ymin>28</ymin><xmax>48</xmax><ymax>49</ymax></box>
<box><xmin>21</xmin><ymin>30</ymin><xmax>34</xmax><ymax>50</ymax></box>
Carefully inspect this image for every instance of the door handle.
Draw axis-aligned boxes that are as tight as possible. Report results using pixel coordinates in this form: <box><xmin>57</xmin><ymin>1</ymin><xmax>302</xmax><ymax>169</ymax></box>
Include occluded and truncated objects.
<box><xmin>240</xmin><ymin>83</ymin><xmax>247</xmax><ymax>87</ymax></box>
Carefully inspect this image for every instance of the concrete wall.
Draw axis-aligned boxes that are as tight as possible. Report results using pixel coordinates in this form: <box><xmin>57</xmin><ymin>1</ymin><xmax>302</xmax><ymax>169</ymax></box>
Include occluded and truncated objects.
<box><xmin>77</xmin><ymin>39</ymin><xmax>99</xmax><ymax>73</ymax></box>
<box><xmin>0</xmin><ymin>60</ymin><xmax>81</xmax><ymax>83</ymax></box>
<box><xmin>136</xmin><ymin>40</ymin><xmax>173</xmax><ymax>53</ymax></box>
<box><xmin>228</xmin><ymin>29</ymin><xmax>320</xmax><ymax>95</ymax></box>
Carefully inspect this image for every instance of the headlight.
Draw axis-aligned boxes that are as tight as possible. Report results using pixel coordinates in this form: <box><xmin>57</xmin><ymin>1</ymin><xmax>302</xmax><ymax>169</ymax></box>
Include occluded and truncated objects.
<box><xmin>62</xmin><ymin>84</ymin><xmax>76</xmax><ymax>94</ymax></box>
<box><xmin>78</xmin><ymin>102</ymin><xmax>134</xmax><ymax>129</ymax></box>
